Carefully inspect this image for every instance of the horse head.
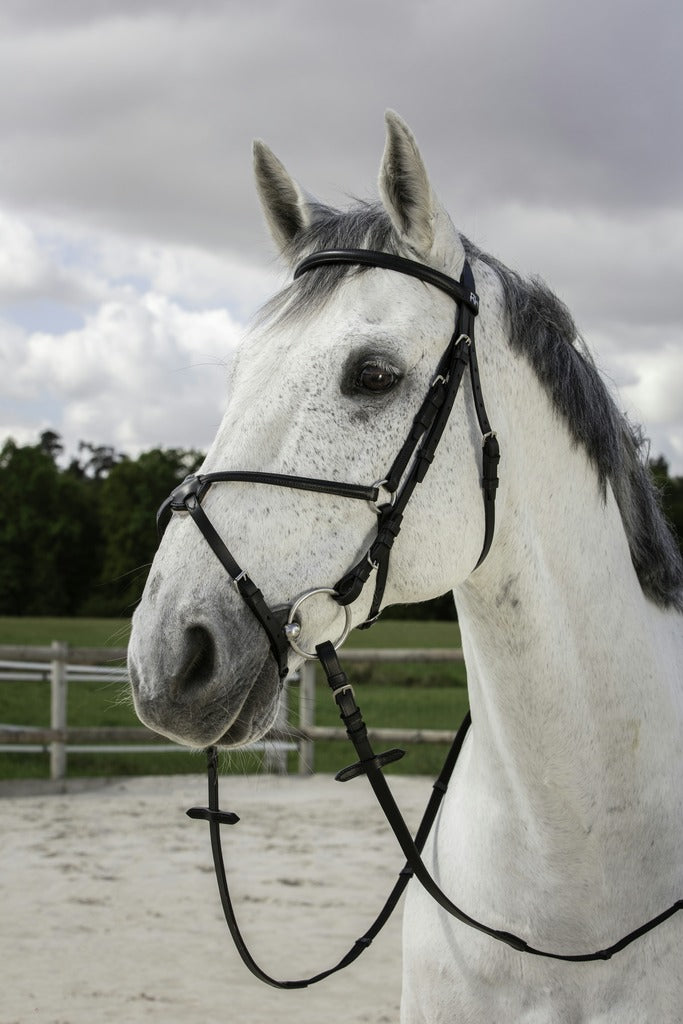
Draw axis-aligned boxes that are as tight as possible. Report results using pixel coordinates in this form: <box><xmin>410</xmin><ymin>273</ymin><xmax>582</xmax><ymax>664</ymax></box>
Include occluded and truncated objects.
<box><xmin>128</xmin><ymin>113</ymin><xmax>498</xmax><ymax>748</ymax></box>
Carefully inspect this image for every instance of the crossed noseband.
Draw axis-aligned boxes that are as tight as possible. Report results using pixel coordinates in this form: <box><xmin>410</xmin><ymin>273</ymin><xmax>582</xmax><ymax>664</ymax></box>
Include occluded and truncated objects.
<box><xmin>157</xmin><ymin>249</ymin><xmax>500</xmax><ymax>678</ymax></box>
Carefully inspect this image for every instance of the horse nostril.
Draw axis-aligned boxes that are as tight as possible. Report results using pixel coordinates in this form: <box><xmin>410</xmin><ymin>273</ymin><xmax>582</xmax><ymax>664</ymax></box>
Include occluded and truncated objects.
<box><xmin>177</xmin><ymin>625</ymin><xmax>216</xmax><ymax>692</ymax></box>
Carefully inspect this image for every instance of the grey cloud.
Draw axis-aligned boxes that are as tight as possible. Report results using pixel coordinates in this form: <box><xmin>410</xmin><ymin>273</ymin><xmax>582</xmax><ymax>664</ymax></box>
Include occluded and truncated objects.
<box><xmin>1</xmin><ymin>0</ymin><xmax>681</xmax><ymax>254</ymax></box>
<box><xmin>0</xmin><ymin>0</ymin><xmax>681</xmax><ymax>468</ymax></box>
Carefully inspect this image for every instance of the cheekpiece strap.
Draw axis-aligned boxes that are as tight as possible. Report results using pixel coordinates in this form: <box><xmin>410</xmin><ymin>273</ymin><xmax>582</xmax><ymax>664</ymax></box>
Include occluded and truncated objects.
<box><xmin>294</xmin><ymin>249</ymin><xmax>494</xmax><ymax>622</ymax></box>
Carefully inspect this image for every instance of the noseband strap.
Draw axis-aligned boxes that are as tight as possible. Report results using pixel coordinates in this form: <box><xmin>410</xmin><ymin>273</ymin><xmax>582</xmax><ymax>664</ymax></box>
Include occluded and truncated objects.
<box><xmin>157</xmin><ymin>470</ymin><xmax>383</xmax><ymax>678</ymax></box>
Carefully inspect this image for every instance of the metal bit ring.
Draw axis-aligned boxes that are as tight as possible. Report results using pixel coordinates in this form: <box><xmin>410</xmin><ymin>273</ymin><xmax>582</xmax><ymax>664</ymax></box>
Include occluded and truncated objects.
<box><xmin>284</xmin><ymin>587</ymin><xmax>352</xmax><ymax>660</ymax></box>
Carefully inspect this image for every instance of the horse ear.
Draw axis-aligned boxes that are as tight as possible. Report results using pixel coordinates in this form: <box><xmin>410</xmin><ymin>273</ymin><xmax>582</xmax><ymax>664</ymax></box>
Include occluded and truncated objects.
<box><xmin>379</xmin><ymin>111</ymin><xmax>459</xmax><ymax>269</ymax></box>
<box><xmin>253</xmin><ymin>141</ymin><xmax>311</xmax><ymax>256</ymax></box>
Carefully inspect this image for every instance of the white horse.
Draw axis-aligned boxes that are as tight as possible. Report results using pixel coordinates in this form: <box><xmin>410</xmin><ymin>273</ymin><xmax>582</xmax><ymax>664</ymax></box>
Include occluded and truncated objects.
<box><xmin>128</xmin><ymin>112</ymin><xmax>683</xmax><ymax>1022</ymax></box>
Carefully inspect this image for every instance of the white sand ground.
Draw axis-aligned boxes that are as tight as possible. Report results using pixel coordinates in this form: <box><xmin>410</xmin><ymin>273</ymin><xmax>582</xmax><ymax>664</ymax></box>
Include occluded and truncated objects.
<box><xmin>1</xmin><ymin>772</ymin><xmax>430</xmax><ymax>1024</ymax></box>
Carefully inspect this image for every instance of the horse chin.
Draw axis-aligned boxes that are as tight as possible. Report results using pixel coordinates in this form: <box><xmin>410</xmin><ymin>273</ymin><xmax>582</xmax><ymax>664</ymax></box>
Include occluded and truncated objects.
<box><xmin>214</xmin><ymin>656</ymin><xmax>283</xmax><ymax>748</ymax></box>
<box><xmin>129</xmin><ymin>632</ymin><xmax>283</xmax><ymax>750</ymax></box>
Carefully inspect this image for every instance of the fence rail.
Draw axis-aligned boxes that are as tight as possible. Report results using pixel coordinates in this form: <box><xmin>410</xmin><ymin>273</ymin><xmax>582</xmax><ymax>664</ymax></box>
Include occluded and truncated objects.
<box><xmin>0</xmin><ymin>644</ymin><xmax>127</xmax><ymax>664</ymax></box>
<box><xmin>0</xmin><ymin>642</ymin><xmax>465</xmax><ymax>779</ymax></box>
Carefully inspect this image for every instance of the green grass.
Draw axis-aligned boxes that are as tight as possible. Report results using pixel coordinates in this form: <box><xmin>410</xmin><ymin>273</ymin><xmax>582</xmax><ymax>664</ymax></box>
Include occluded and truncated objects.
<box><xmin>0</xmin><ymin>616</ymin><xmax>468</xmax><ymax>780</ymax></box>
<box><xmin>0</xmin><ymin>616</ymin><xmax>132</xmax><ymax>648</ymax></box>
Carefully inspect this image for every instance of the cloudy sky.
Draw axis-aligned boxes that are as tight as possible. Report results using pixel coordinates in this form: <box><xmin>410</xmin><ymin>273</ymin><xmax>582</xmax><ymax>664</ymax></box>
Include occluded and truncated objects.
<box><xmin>1</xmin><ymin>0</ymin><xmax>682</xmax><ymax>471</ymax></box>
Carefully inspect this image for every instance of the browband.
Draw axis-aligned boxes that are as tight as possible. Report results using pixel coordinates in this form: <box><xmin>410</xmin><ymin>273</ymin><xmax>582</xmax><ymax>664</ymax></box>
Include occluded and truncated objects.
<box><xmin>294</xmin><ymin>248</ymin><xmax>480</xmax><ymax>314</ymax></box>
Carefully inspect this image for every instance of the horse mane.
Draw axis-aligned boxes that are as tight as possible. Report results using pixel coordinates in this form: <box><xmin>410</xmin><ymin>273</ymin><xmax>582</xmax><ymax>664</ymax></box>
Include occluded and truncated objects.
<box><xmin>258</xmin><ymin>200</ymin><xmax>683</xmax><ymax>612</ymax></box>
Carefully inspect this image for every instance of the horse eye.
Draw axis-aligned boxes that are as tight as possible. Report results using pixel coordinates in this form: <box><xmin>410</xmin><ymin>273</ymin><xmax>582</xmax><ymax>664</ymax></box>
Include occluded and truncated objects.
<box><xmin>356</xmin><ymin>361</ymin><xmax>400</xmax><ymax>394</ymax></box>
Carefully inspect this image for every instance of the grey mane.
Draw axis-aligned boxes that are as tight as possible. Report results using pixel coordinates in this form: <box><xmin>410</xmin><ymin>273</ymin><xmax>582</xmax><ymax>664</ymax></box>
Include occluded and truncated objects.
<box><xmin>259</xmin><ymin>201</ymin><xmax>683</xmax><ymax>611</ymax></box>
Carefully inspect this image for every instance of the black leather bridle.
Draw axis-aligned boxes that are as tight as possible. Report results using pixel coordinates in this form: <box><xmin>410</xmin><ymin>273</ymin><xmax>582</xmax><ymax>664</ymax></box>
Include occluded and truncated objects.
<box><xmin>158</xmin><ymin>249</ymin><xmax>499</xmax><ymax>679</ymax></box>
<box><xmin>157</xmin><ymin>248</ymin><xmax>682</xmax><ymax>987</ymax></box>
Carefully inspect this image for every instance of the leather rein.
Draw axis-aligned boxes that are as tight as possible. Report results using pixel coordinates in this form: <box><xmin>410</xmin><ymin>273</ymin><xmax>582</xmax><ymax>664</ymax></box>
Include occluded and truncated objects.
<box><xmin>157</xmin><ymin>248</ymin><xmax>682</xmax><ymax>987</ymax></box>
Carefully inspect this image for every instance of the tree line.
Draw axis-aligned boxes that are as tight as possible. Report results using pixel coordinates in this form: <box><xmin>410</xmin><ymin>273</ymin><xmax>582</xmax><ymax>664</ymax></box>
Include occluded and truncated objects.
<box><xmin>1</xmin><ymin>430</ymin><xmax>682</xmax><ymax>619</ymax></box>
<box><xmin>0</xmin><ymin>431</ymin><xmax>203</xmax><ymax>617</ymax></box>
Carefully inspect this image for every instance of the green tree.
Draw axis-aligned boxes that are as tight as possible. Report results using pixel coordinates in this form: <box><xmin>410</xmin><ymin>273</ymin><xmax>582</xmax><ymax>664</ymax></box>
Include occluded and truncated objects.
<box><xmin>77</xmin><ymin>440</ymin><xmax>124</xmax><ymax>478</ymax></box>
<box><xmin>91</xmin><ymin>447</ymin><xmax>203</xmax><ymax>614</ymax></box>
<box><xmin>39</xmin><ymin>429</ymin><xmax>64</xmax><ymax>462</ymax></box>
<box><xmin>650</xmin><ymin>456</ymin><xmax>683</xmax><ymax>555</ymax></box>
<box><xmin>0</xmin><ymin>437</ymin><xmax>100</xmax><ymax>614</ymax></box>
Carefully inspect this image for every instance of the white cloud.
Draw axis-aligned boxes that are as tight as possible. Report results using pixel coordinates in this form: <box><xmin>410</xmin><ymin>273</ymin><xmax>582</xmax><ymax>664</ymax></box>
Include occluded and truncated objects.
<box><xmin>0</xmin><ymin>209</ymin><xmax>267</xmax><ymax>459</ymax></box>
<box><xmin>0</xmin><ymin>199</ymin><xmax>286</xmax><ymax>459</ymax></box>
<box><xmin>92</xmin><ymin>235</ymin><xmax>280</xmax><ymax>318</ymax></box>
<box><xmin>2</xmin><ymin>289</ymin><xmax>238</xmax><ymax>457</ymax></box>
<box><xmin>0</xmin><ymin>210</ymin><xmax>52</xmax><ymax>297</ymax></box>
<box><xmin>0</xmin><ymin>209</ymin><xmax>108</xmax><ymax>316</ymax></box>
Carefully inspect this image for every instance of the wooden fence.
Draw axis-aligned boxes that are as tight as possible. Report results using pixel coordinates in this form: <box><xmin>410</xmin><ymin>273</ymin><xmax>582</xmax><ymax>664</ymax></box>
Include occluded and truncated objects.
<box><xmin>0</xmin><ymin>642</ymin><xmax>465</xmax><ymax>780</ymax></box>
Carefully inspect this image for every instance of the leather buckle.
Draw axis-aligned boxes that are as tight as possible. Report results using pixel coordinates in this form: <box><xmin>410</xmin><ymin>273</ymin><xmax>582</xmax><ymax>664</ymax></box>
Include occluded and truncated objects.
<box><xmin>169</xmin><ymin>474</ymin><xmax>209</xmax><ymax>511</ymax></box>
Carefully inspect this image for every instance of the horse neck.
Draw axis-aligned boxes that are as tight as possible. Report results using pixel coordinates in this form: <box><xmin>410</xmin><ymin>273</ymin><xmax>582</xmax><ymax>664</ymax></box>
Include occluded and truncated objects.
<box><xmin>452</xmin><ymin>356</ymin><xmax>683</xmax><ymax>833</ymax></box>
